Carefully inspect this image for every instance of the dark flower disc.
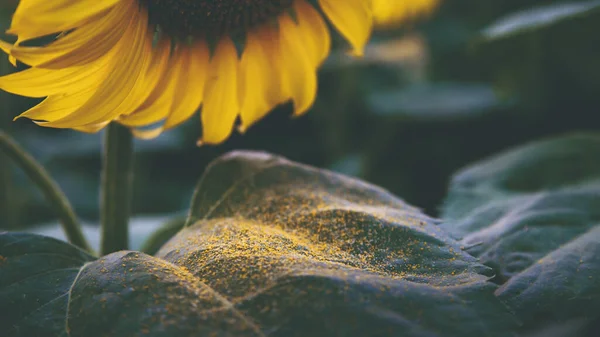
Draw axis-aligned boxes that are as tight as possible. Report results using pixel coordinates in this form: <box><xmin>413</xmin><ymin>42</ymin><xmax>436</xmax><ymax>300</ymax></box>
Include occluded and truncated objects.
<box><xmin>142</xmin><ymin>0</ymin><xmax>294</xmax><ymax>38</ymax></box>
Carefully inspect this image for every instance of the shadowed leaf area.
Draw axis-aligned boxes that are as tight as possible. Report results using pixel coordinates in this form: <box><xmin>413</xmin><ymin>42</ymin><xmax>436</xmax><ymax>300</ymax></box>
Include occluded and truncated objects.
<box><xmin>441</xmin><ymin>133</ymin><xmax>600</xmax><ymax>336</ymax></box>
<box><xmin>2</xmin><ymin>151</ymin><xmax>515</xmax><ymax>337</ymax></box>
<box><xmin>0</xmin><ymin>233</ymin><xmax>95</xmax><ymax>337</ymax></box>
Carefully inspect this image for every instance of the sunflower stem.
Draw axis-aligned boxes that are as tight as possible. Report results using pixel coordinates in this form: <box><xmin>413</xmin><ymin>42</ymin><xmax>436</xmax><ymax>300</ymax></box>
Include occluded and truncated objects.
<box><xmin>0</xmin><ymin>131</ymin><xmax>94</xmax><ymax>254</ymax></box>
<box><xmin>0</xmin><ymin>55</ymin><xmax>16</xmax><ymax>229</ymax></box>
<box><xmin>100</xmin><ymin>123</ymin><xmax>134</xmax><ymax>255</ymax></box>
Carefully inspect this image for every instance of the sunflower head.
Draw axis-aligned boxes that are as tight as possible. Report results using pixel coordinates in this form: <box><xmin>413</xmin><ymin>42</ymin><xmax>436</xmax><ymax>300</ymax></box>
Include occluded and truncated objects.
<box><xmin>0</xmin><ymin>0</ymin><xmax>438</xmax><ymax>145</ymax></box>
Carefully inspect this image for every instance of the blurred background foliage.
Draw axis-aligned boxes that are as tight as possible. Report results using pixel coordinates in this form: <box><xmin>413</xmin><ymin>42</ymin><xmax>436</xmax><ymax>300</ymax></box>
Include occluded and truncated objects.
<box><xmin>1</xmin><ymin>0</ymin><xmax>600</xmax><ymax>235</ymax></box>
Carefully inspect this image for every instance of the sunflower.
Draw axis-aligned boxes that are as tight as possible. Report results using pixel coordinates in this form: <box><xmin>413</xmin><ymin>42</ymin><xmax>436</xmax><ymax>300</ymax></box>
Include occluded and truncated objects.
<box><xmin>0</xmin><ymin>0</ymin><xmax>438</xmax><ymax>145</ymax></box>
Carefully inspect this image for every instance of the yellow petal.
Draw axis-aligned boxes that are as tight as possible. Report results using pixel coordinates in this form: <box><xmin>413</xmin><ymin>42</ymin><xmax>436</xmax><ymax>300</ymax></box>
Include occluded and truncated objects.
<box><xmin>6</xmin><ymin>0</ymin><xmax>135</xmax><ymax>68</ymax></box>
<box><xmin>238</xmin><ymin>30</ymin><xmax>276</xmax><ymax>132</ymax></box>
<box><xmin>73</xmin><ymin>121</ymin><xmax>110</xmax><ymax>133</ymax></box>
<box><xmin>131</xmin><ymin>127</ymin><xmax>164</xmax><ymax>140</ymax></box>
<box><xmin>294</xmin><ymin>0</ymin><xmax>331</xmax><ymax>66</ymax></box>
<box><xmin>122</xmin><ymin>39</ymin><xmax>210</xmax><ymax>136</ymax></box>
<box><xmin>0</xmin><ymin>41</ymin><xmax>12</xmax><ymax>55</ymax></box>
<box><xmin>164</xmin><ymin>41</ymin><xmax>210</xmax><ymax>129</ymax></box>
<box><xmin>117</xmin><ymin>39</ymin><xmax>177</xmax><ymax>127</ymax></box>
<box><xmin>39</xmin><ymin>6</ymin><xmax>152</xmax><ymax>128</ymax></box>
<box><xmin>15</xmin><ymin>89</ymin><xmax>95</xmax><ymax>121</ymax></box>
<box><xmin>255</xmin><ymin>26</ymin><xmax>288</xmax><ymax>108</ymax></box>
<box><xmin>279</xmin><ymin>14</ymin><xmax>318</xmax><ymax>116</ymax></box>
<box><xmin>0</xmin><ymin>60</ymin><xmax>108</xmax><ymax>98</ymax></box>
<box><xmin>319</xmin><ymin>0</ymin><xmax>372</xmax><ymax>56</ymax></box>
<box><xmin>0</xmin><ymin>2</ymin><xmax>133</xmax><ymax>98</ymax></box>
<box><xmin>8</xmin><ymin>0</ymin><xmax>123</xmax><ymax>42</ymax></box>
<box><xmin>200</xmin><ymin>38</ymin><xmax>239</xmax><ymax>145</ymax></box>
<box><xmin>119</xmin><ymin>40</ymin><xmax>209</xmax><ymax>130</ymax></box>
<box><xmin>134</xmin><ymin>38</ymin><xmax>174</xmax><ymax>110</ymax></box>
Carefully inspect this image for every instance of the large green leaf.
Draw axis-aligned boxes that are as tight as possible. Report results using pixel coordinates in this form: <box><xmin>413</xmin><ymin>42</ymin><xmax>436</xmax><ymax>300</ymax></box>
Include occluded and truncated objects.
<box><xmin>0</xmin><ymin>232</ymin><xmax>95</xmax><ymax>337</ymax></box>
<box><xmin>441</xmin><ymin>133</ymin><xmax>600</xmax><ymax>333</ymax></box>
<box><xmin>8</xmin><ymin>151</ymin><xmax>517</xmax><ymax>337</ymax></box>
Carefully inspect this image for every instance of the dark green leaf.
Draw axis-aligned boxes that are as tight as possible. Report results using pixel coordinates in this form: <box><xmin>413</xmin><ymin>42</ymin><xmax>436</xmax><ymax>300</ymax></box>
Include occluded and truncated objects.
<box><xmin>496</xmin><ymin>226</ymin><xmax>600</xmax><ymax>334</ymax></box>
<box><xmin>67</xmin><ymin>250</ymin><xmax>261</xmax><ymax>336</ymax></box>
<box><xmin>0</xmin><ymin>232</ymin><xmax>95</xmax><ymax>337</ymax></box>
<box><xmin>84</xmin><ymin>153</ymin><xmax>514</xmax><ymax>336</ymax></box>
<box><xmin>441</xmin><ymin>133</ymin><xmax>600</xmax><ymax>332</ymax></box>
<box><xmin>443</xmin><ymin>133</ymin><xmax>600</xmax><ymax>224</ymax></box>
<box><xmin>65</xmin><ymin>151</ymin><xmax>516</xmax><ymax>337</ymax></box>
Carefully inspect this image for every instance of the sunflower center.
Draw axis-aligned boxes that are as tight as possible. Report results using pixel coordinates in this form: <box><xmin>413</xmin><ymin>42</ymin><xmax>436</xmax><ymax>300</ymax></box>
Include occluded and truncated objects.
<box><xmin>142</xmin><ymin>0</ymin><xmax>294</xmax><ymax>39</ymax></box>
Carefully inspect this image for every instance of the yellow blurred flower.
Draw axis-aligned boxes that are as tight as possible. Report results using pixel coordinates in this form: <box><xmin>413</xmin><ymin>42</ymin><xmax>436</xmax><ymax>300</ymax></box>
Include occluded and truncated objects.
<box><xmin>373</xmin><ymin>0</ymin><xmax>439</xmax><ymax>27</ymax></box>
<box><xmin>0</xmin><ymin>0</ymin><xmax>437</xmax><ymax>144</ymax></box>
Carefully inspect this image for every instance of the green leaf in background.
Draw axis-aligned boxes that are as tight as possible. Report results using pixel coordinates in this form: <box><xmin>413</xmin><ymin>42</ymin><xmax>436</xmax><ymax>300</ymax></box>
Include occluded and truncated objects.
<box><xmin>442</xmin><ymin>133</ymin><xmax>600</xmax><ymax>223</ymax></box>
<box><xmin>441</xmin><ymin>133</ymin><xmax>600</xmax><ymax>334</ymax></box>
<box><xmin>481</xmin><ymin>1</ymin><xmax>600</xmax><ymax>41</ymax></box>
<box><xmin>475</xmin><ymin>1</ymin><xmax>600</xmax><ymax>113</ymax></box>
<box><xmin>367</xmin><ymin>82</ymin><xmax>505</xmax><ymax>121</ymax></box>
<box><xmin>0</xmin><ymin>232</ymin><xmax>95</xmax><ymax>337</ymax></box>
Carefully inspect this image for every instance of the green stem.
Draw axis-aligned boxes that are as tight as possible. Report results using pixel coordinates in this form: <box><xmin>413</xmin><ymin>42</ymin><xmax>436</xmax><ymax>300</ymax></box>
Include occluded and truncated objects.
<box><xmin>100</xmin><ymin>123</ymin><xmax>134</xmax><ymax>255</ymax></box>
<box><xmin>0</xmin><ymin>131</ymin><xmax>93</xmax><ymax>253</ymax></box>
<box><xmin>139</xmin><ymin>216</ymin><xmax>186</xmax><ymax>256</ymax></box>
<box><xmin>0</xmin><ymin>135</ymin><xmax>11</xmax><ymax>229</ymax></box>
<box><xmin>0</xmin><ymin>52</ymin><xmax>15</xmax><ymax>229</ymax></box>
